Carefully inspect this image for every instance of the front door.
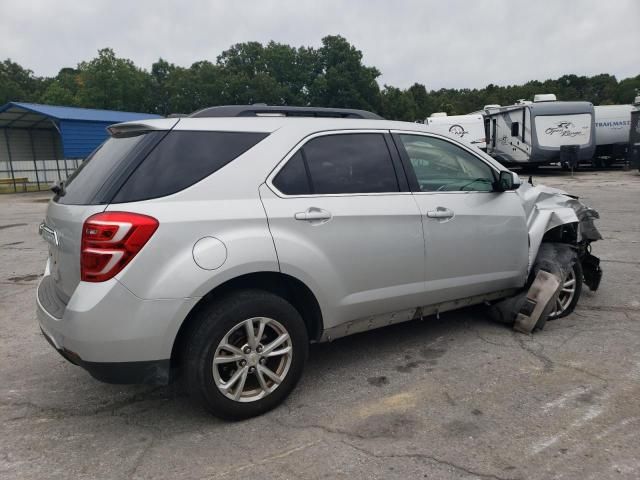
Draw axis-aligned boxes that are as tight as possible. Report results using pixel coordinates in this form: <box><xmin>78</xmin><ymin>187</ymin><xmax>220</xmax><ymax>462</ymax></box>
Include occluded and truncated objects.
<box><xmin>260</xmin><ymin>131</ymin><xmax>426</xmax><ymax>330</ymax></box>
<box><xmin>393</xmin><ymin>132</ymin><xmax>529</xmax><ymax>305</ymax></box>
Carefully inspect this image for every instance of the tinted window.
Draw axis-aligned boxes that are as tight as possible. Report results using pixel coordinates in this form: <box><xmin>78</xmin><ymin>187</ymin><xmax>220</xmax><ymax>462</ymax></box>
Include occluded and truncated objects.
<box><xmin>113</xmin><ymin>131</ymin><xmax>268</xmax><ymax>203</ymax></box>
<box><xmin>56</xmin><ymin>132</ymin><xmax>164</xmax><ymax>205</ymax></box>
<box><xmin>272</xmin><ymin>151</ymin><xmax>311</xmax><ymax>195</ymax></box>
<box><xmin>399</xmin><ymin>135</ymin><xmax>495</xmax><ymax>192</ymax></box>
<box><xmin>301</xmin><ymin>134</ymin><xmax>398</xmax><ymax>194</ymax></box>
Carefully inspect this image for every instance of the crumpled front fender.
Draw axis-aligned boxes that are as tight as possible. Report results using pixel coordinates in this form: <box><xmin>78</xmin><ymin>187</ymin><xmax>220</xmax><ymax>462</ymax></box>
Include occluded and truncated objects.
<box><xmin>518</xmin><ymin>182</ymin><xmax>602</xmax><ymax>272</ymax></box>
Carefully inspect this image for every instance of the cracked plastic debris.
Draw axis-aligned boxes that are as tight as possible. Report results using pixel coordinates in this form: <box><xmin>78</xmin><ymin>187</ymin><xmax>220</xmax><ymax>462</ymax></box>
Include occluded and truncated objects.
<box><xmin>489</xmin><ymin>244</ymin><xmax>578</xmax><ymax>331</ymax></box>
<box><xmin>513</xmin><ymin>270</ymin><xmax>561</xmax><ymax>334</ymax></box>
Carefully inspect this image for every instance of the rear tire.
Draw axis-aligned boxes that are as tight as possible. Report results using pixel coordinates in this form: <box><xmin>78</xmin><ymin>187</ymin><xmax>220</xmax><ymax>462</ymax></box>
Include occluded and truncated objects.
<box><xmin>184</xmin><ymin>289</ymin><xmax>308</xmax><ymax>420</ymax></box>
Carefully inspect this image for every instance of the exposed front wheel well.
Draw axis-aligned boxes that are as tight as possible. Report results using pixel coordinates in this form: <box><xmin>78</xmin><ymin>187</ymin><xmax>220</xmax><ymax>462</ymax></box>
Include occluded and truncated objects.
<box><xmin>541</xmin><ymin>222</ymin><xmax>578</xmax><ymax>245</ymax></box>
<box><xmin>170</xmin><ymin>272</ymin><xmax>323</xmax><ymax>373</ymax></box>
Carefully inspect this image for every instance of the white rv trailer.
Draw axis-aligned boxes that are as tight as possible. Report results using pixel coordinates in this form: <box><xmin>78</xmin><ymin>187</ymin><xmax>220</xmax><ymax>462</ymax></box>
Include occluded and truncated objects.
<box><xmin>628</xmin><ymin>96</ymin><xmax>640</xmax><ymax>170</ymax></box>
<box><xmin>593</xmin><ymin>104</ymin><xmax>634</xmax><ymax>164</ymax></box>
<box><xmin>483</xmin><ymin>95</ymin><xmax>596</xmax><ymax>167</ymax></box>
<box><xmin>424</xmin><ymin>113</ymin><xmax>486</xmax><ymax>150</ymax></box>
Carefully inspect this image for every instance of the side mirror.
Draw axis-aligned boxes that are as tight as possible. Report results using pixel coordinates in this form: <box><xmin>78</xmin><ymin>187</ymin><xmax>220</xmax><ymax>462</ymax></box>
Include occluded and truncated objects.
<box><xmin>495</xmin><ymin>171</ymin><xmax>521</xmax><ymax>192</ymax></box>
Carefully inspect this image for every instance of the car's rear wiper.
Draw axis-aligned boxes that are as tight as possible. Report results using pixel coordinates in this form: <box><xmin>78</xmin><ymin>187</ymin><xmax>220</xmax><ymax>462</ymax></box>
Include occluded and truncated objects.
<box><xmin>51</xmin><ymin>180</ymin><xmax>66</xmax><ymax>196</ymax></box>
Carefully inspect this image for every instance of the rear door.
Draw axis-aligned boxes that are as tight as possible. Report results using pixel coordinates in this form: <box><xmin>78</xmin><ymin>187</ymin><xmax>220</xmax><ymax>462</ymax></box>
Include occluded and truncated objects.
<box><xmin>260</xmin><ymin>131</ymin><xmax>426</xmax><ymax>330</ymax></box>
<box><xmin>393</xmin><ymin>132</ymin><xmax>528</xmax><ymax>305</ymax></box>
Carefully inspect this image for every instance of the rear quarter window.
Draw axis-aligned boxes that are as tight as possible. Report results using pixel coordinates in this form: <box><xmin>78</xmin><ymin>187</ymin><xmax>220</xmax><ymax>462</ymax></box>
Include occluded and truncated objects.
<box><xmin>112</xmin><ymin>131</ymin><xmax>268</xmax><ymax>203</ymax></box>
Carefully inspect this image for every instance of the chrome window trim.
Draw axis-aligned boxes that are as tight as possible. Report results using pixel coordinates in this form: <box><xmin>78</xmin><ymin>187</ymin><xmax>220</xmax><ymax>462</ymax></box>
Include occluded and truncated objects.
<box><xmin>265</xmin><ymin>129</ymin><xmax>412</xmax><ymax>199</ymax></box>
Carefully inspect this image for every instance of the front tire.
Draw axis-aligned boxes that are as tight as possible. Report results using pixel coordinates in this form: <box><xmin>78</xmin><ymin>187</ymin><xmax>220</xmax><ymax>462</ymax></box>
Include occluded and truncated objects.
<box><xmin>184</xmin><ymin>290</ymin><xmax>308</xmax><ymax>420</ymax></box>
<box><xmin>548</xmin><ymin>260</ymin><xmax>583</xmax><ymax>319</ymax></box>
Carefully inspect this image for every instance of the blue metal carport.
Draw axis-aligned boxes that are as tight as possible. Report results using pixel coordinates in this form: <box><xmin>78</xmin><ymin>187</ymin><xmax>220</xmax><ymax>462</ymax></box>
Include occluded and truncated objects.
<box><xmin>0</xmin><ymin>102</ymin><xmax>160</xmax><ymax>191</ymax></box>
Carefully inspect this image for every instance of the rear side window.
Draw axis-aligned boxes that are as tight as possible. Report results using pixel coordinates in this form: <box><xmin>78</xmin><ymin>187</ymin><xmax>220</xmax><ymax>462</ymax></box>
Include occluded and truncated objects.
<box><xmin>56</xmin><ymin>132</ymin><xmax>164</xmax><ymax>205</ymax></box>
<box><xmin>272</xmin><ymin>151</ymin><xmax>311</xmax><ymax>195</ymax></box>
<box><xmin>112</xmin><ymin>131</ymin><xmax>268</xmax><ymax>203</ymax></box>
<box><xmin>273</xmin><ymin>133</ymin><xmax>399</xmax><ymax>195</ymax></box>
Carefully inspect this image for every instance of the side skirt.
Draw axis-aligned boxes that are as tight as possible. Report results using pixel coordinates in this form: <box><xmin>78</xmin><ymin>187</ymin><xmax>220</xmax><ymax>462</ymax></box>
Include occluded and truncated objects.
<box><xmin>319</xmin><ymin>288</ymin><xmax>518</xmax><ymax>342</ymax></box>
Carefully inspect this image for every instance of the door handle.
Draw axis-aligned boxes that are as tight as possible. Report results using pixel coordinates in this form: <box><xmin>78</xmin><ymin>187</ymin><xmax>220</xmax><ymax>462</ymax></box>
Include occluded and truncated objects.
<box><xmin>426</xmin><ymin>207</ymin><xmax>454</xmax><ymax>219</ymax></box>
<box><xmin>294</xmin><ymin>208</ymin><xmax>332</xmax><ymax>222</ymax></box>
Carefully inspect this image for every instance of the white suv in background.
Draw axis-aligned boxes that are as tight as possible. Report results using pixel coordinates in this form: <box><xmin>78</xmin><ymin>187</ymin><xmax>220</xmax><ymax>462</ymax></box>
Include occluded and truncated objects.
<box><xmin>37</xmin><ymin>105</ymin><xmax>602</xmax><ymax>419</ymax></box>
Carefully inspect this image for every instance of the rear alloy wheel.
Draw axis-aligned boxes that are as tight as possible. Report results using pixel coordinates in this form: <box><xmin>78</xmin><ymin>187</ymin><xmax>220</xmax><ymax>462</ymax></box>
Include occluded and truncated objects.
<box><xmin>185</xmin><ymin>290</ymin><xmax>308</xmax><ymax>420</ymax></box>
<box><xmin>213</xmin><ymin>317</ymin><xmax>293</xmax><ymax>402</ymax></box>
<box><xmin>549</xmin><ymin>261</ymin><xmax>583</xmax><ymax>319</ymax></box>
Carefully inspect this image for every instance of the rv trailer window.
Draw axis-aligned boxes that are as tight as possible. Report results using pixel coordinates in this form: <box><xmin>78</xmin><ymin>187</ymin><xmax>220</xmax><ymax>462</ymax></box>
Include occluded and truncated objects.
<box><xmin>511</xmin><ymin>122</ymin><xmax>520</xmax><ymax>137</ymax></box>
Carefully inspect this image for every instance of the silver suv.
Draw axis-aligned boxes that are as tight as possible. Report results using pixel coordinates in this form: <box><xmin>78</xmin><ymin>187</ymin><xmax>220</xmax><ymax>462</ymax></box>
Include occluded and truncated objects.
<box><xmin>37</xmin><ymin>105</ymin><xmax>602</xmax><ymax>419</ymax></box>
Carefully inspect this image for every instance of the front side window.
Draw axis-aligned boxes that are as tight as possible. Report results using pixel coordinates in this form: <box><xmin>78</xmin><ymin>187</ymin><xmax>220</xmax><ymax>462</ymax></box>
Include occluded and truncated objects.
<box><xmin>399</xmin><ymin>134</ymin><xmax>495</xmax><ymax>192</ymax></box>
<box><xmin>272</xmin><ymin>133</ymin><xmax>399</xmax><ymax>195</ymax></box>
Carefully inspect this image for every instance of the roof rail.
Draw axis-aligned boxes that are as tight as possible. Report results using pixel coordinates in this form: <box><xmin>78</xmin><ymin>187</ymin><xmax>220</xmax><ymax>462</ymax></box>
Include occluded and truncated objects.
<box><xmin>189</xmin><ymin>105</ymin><xmax>383</xmax><ymax>120</ymax></box>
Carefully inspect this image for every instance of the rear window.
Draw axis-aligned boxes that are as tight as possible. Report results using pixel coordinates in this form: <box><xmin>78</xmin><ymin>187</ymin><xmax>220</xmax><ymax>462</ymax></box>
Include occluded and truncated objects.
<box><xmin>112</xmin><ymin>131</ymin><xmax>268</xmax><ymax>203</ymax></box>
<box><xmin>56</xmin><ymin>130</ymin><xmax>268</xmax><ymax>205</ymax></box>
<box><xmin>56</xmin><ymin>132</ymin><xmax>164</xmax><ymax>205</ymax></box>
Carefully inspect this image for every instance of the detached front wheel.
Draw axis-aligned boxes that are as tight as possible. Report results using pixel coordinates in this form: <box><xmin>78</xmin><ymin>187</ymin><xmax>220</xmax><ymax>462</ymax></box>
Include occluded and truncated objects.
<box><xmin>185</xmin><ymin>290</ymin><xmax>308</xmax><ymax>420</ymax></box>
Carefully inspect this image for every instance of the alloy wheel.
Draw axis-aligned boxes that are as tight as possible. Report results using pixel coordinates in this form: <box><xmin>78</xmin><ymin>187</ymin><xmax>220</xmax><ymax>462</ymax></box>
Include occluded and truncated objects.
<box><xmin>212</xmin><ymin>317</ymin><xmax>293</xmax><ymax>402</ymax></box>
<box><xmin>550</xmin><ymin>267</ymin><xmax>577</xmax><ymax>318</ymax></box>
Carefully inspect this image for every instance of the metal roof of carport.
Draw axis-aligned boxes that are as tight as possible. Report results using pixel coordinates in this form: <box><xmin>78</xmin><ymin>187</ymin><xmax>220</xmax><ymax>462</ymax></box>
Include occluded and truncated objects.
<box><xmin>0</xmin><ymin>102</ymin><xmax>161</xmax><ymax>157</ymax></box>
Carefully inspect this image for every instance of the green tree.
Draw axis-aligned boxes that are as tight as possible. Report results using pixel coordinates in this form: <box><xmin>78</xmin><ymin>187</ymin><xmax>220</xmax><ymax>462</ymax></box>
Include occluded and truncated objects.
<box><xmin>380</xmin><ymin>86</ymin><xmax>416</xmax><ymax>121</ymax></box>
<box><xmin>1</xmin><ymin>39</ymin><xmax>638</xmax><ymax>119</ymax></box>
<box><xmin>615</xmin><ymin>74</ymin><xmax>640</xmax><ymax>104</ymax></box>
<box><xmin>309</xmin><ymin>35</ymin><xmax>382</xmax><ymax>112</ymax></box>
<box><xmin>149</xmin><ymin>58</ymin><xmax>177</xmax><ymax>115</ymax></box>
<box><xmin>407</xmin><ymin>83</ymin><xmax>437</xmax><ymax>119</ymax></box>
<box><xmin>0</xmin><ymin>59</ymin><xmax>42</xmax><ymax>104</ymax></box>
<box><xmin>40</xmin><ymin>68</ymin><xmax>81</xmax><ymax>106</ymax></box>
<box><xmin>75</xmin><ymin>48</ymin><xmax>151</xmax><ymax>111</ymax></box>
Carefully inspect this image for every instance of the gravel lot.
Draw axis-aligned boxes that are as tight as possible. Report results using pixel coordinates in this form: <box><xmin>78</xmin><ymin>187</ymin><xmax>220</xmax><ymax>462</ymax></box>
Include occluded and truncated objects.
<box><xmin>1</xmin><ymin>168</ymin><xmax>639</xmax><ymax>480</ymax></box>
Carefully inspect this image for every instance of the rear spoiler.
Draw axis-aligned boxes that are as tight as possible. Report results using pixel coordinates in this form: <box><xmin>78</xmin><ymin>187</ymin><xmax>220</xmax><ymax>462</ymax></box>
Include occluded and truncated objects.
<box><xmin>107</xmin><ymin>118</ymin><xmax>180</xmax><ymax>138</ymax></box>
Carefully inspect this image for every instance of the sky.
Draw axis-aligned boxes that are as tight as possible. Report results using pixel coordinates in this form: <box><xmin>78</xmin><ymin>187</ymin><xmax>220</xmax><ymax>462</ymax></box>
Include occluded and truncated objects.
<box><xmin>1</xmin><ymin>0</ymin><xmax>639</xmax><ymax>90</ymax></box>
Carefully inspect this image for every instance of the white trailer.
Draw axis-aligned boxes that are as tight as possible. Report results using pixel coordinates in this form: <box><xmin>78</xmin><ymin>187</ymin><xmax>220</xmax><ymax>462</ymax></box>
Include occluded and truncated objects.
<box><xmin>483</xmin><ymin>95</ymin><xmax>595</xmax><ymax>167</ymax></box>
<box><xmin>593</xmin><ymin>104</ymin><xmax>634</xmax><ymax>165</ymax></box>
<box><xmin>424</xmin><ymin>113</ymin><xmax>486</xmax><ymax>150</ymax></box>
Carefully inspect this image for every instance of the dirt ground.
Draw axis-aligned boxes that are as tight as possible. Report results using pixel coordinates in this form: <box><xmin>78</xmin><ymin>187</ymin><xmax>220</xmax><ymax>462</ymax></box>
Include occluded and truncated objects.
<box><xmin>1</xmin><ymin>167</ymin><xmax>639</xmax><ymax>479</ymax></box>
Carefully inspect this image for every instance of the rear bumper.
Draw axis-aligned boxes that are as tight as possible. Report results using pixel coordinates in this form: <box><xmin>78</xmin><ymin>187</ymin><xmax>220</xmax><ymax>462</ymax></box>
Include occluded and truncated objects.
<box><xmin>40</xmin><ymin>327</ymin><xmax>170</xmax><ymax>384</ymax></box>
<box><xmin>36</xmin><ymin>270</ymin><xmax>199</xmax><ymax>384</ymax></box>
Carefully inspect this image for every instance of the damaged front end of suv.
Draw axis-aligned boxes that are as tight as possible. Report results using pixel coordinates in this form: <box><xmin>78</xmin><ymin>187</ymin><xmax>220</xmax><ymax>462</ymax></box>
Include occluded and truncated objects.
<box><xmin>491</xmin><ymin>181</ymin><xmax>603</xmax><ymax>331</ymax></box>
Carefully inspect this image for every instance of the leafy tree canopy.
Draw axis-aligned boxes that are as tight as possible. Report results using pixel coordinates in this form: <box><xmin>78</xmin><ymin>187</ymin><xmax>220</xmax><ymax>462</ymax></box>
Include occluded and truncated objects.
<box><xmin>1</xmin><ymin>37</ymin><xmax>638</xmax><ymax>120</ymax></box>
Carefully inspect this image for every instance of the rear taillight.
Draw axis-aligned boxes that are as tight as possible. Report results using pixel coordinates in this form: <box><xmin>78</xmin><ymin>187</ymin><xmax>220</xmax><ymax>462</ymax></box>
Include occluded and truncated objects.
<box><xmin>81</xmin><ymin>212</ymin><xmax>159</xmax><ymax>282</ymax></box>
